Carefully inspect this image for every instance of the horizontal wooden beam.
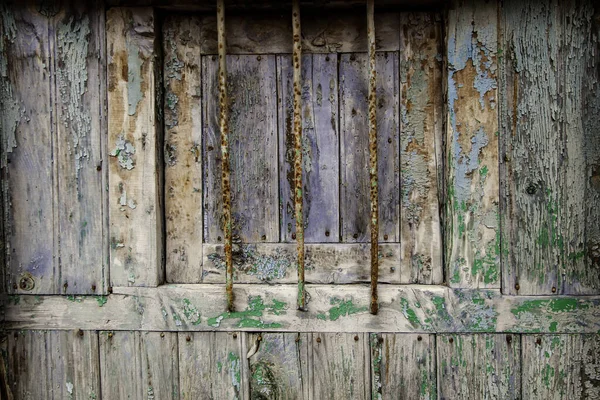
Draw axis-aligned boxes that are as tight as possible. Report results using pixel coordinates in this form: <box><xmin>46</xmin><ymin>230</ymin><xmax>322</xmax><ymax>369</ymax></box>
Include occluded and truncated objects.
<box><xmin>4</xmin><ymin>285</ymin><xmax>600</xmax><ymax>333</ymax></box>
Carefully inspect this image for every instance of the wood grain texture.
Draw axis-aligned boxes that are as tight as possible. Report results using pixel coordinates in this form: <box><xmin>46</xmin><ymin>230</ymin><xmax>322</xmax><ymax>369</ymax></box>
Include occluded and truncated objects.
<box><xmin>203</xmin><ymin>55</ymin><xmax>278</xmax><ymax>244</ymax></box>
<box><xmin>53</xmin><ymin>1</ymin><xmax>107</xmax><ymax>295</ymax></box>
<box><xmin>305</xmin><ymin>333</ymin><xmax>370</xmax><ymax>399</ymax></box>
<box><xmin>340</xmin><ymin>52</ymin><xmax>399</xmax><ymax>244</ymax></box>
<box><xmin>502</xmin><ymin>1</ymin><xmax>600</xmax><ymax>294</ymax></box>
<box><xmin>247</xmin><ymin>333</ymin><xmax>303</xmax><ymax>399</ymax></box>
<box><xmin>7</xmin><ymin>330</ymin><xmax>100</xmax><ymax>399</ymax></box>
<box><xmin>107</xmin><ymin>7</ymin><xmax>164</xmax><ymax>287</ymax></box>
<box><xmin>438</xmin><ymin>334</ymin><xmax>521</xmax><ymax>399</ymax></box>
<box><xmin>163</xmin><ymin>15</ymin><xmax>203</xmax><ymax>283</ymax></box>
<box><xmin>522</xmin><ymin>334</ymin><xmax>600</xmax><ymax>399</ymax></box>
<box><xmin>203</xmin><ymin>243</ymin><xmax>402</xmax><ymax>284</ymax></box>
<box><xmin>8</xmin><ymin>286</ymin><xmax>600</xmax><ymax>333</ymax></box>
<box><xmin>197</xmin><ymin>11</ymin><xmax>399</xmax><ymax>54</ymax></box>
<box><xmin>399</xmin><ymin>13</ymin><xmax>444</xmax><ymax>284</ymax></box>
<box><xmin>501</xmin><ymin>0</ymin><xmax>600</xmax><ymax>295</ymax></box>
<box><xmin>2</xmin><ymin>3</ymin><xmax>55</xmax><ymax>294</ymax></box>
<box><xmin>446</xmin><ymin>0</ymin><xmax>500</xmax><ymax>289</ymax></box>
<box><xmin>178</xmin><ymin>332</ymin><xmax>249</xmax><ymax>399</ymax></box>
<box><xmin>370</xmin><ymin>334</ymin><xmax>436</xmax><ymax>400</ymax></box>
<box><xmin>278</xmin><ymin>54</ymin><xmax>339</xmax><ymax>243</ymax></box>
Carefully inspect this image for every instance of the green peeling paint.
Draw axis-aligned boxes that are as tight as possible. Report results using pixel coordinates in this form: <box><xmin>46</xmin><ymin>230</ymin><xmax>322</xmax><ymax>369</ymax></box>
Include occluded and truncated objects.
<box><xmin>95</xmin><ymin>296</ymin><xmax>108</xmax><ymax>307</ymax></box>
<box><xmin>182</xmin><ymin>298</ymin><xmax>202</xmax><ymax>325</ymax></box>
<box><xmin>318</xmin><ymin>297</ymin><xmax>368</xmax><ymax>321</ymax></box>
<box><xmin>207</xmin><ymin>296</ymin><xmax>286</xmax><ymax>328</ymax></box>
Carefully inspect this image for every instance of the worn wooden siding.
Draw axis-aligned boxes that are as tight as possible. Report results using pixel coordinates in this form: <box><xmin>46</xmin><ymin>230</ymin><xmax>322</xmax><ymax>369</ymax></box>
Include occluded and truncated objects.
<box><xmin>5</xmin><ymin>330</ymin><xmax>600</xmax><ymax>399</ymax></box>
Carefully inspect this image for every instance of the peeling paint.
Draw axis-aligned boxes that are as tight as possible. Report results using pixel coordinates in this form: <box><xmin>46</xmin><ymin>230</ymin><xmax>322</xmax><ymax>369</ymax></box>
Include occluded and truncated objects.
<box><xmin>207</xmin><ymin>296</ymin><xmax>286</xmax><ymax>328</ymax></box>
<box><xmin>110</xmin><ymin>135</ymin><xmax>136</xmax><ymax>170</ymax></box>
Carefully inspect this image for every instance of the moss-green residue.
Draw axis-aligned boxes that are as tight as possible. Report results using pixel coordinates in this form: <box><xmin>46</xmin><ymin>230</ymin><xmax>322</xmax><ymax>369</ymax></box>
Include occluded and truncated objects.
<box><xmin>207</xmin><ymin>296</ymin><xmax>286</xmax><ymax>328</ymax></box>
<box><xmin>511</xmin><ymin>298</ymin><xmax>588</xmax><ymax>317</ymax></box>
<box><xmin>228</xmin><ymin>352</ymin><xmax>241</xmax><ymax>395</ymax></box>
<box><xmin>217</xmin><ymin>361</ymin><xmax>223</xmax><ymax>373</ymax></box>
<box><xmin>66</xmin><ymin>295</ymin><xmax>83</xmax><ymax>303</ymax></box>
<box><xmin>400</xmin><ymin>298</ymin><xmax>421</xmax><ymax>328</ymax></box>
<box><xmin>251</xmin><ymin>360</ymin><xmax>278</xmax><ymax>399</ymax></box>
<box><xmin>95</xmin><ymin>296</ymin><xmax>108</xmax><ymax>307</ymax></box>
<box><xmin>549</xmin><ymin>321</ymin><xmax>558</xmax><ymax>332</ymax></box>
<box><xmin>319</xmin><ymin>297</ymin><xmax>368</xmax><ymax>321</ymax></box>
<box><xmin>542</xmin><ymin>363</ymin><xmax>555</xmax><ymax>388</ymax></box>
<box><xmin>182</xmin><ymin>298</ymin><xmax>202</xmax><ymax>325</ymax></box>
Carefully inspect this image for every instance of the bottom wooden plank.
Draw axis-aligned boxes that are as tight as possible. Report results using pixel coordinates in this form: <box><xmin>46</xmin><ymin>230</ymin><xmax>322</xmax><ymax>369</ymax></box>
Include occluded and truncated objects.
<box><xmin>6</xmin><ymin>285</ymin><xmax>600</xmax><ymax>333</ymax></box>
<box><xmin>370</xmin><ymin>333</ymin><xmax>436</xmax><ymax>400</ymax></box>
<box><xmin>437</xmin><ymin>334</ymin><xmax>521</xmax><ymax>399</ymax></box>
<box><xmin>522</xmin><ymin>334</ymin><xmax>600</xmax><ymax>400</ymax></box>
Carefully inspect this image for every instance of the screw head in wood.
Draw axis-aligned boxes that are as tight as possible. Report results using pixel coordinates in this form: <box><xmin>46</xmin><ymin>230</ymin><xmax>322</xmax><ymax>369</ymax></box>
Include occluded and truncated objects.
<box><xmin>325</xmin><ymin>231</ymin><xmax>330</xmax><ymax>237</ymax></box>
<box><xmin>19</xmin><ymin>274</ymin><xmax>35</xmax><ymax>291</ymax></box>
<box><xmin>383</xmin><ymin>234</ymin><xmax>388</xmax><ymax>240</ymax></box>
<box><xmin>449</xmin><ymin>337</ymin><xmax>454</xmax><ymax>344</ymax></box>
<box><xmin>160</xmin><ymin>332</ymin><xmax>165</xmax><ymax>338</ymax></box>
<box><xmin>233</xmin><ymin>333</ymin><xmax>238</xmax><ymax>339</ymax></box>
<box><xmin>551</xmin><ymin>287</ymin><xmax>556</xmax><ymax>293</ymax></box>
<box><xmin>354</xmin><ymin>335</ymin><xmax>359</xmax><ymax>341</ymax></box>
<box><xmin>353</xmin><ymin>233</ymin><xmax>358</xmax><ymax>239</ymax></box>
<box><xmin>417</xmin><ymin>335</ymin><xmax>422</xmax><ymax>341</ymax></box>
<box><xmin>515</xmin><ymin>283</ymin><xmax>520</xmax><ymax>291</ymax></box>
<box><xmin>378</xmin><ymin>337</ymin><xmax>384</xmax><ymax>344</ymax></box>
<box><xmin>186</xmin><ymin>335</ymin><xmax>191</xmax><ymax>342</ymax></box>
<box><xmin>316</xmin><ymin>337</ymin><xmax>321</xmax><ymax>343</ymax></box>
<box><xmin>108</xmin><ymin>332</ymin><xmax>113</xmax><ymax>339</ymax></box>
<box><xmin>77</xmin><ymin>329</ymin><xmax>84</xmax><ymax>337</ymax></box>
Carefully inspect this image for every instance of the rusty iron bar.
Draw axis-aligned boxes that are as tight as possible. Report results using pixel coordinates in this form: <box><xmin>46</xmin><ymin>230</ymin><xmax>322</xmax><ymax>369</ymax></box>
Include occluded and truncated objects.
<box><xmin>292</xmin><ymin>0</ymin><xmax>306</xmax><ymax>311</ymax></box>
<box><xmin>367</xmin><ymin>0</ymin><xmax>379</xmax><ymax>315</ymax></box>
<box><xmin>217</xmin><ymin>0</ymin><xmax>234</xmax><ymax>312</ymax></box>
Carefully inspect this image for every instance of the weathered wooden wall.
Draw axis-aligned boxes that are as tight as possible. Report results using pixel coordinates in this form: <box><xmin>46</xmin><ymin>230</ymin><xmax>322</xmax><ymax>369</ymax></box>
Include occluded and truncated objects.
<box><xmin>1</xmin><ymin>0</ymin><xmax>600</xmax><ymax>398</ymax></box>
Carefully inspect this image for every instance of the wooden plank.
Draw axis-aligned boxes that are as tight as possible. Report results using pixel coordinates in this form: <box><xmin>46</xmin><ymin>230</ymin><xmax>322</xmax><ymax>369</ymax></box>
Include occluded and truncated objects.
<box><xmin>178</xmin><ymin>332</ymin><xmax>248</xmax><ymax>399</ymax></box>
<box><xmin>203</xmin><ymin>243</ymin><xmax>402</xmax><ymax>284</ymax></box>
<box><xmin>47</xmin><ymin>330</ymin><xmax>101</xmax><ymax>400</ymax></box>
<box><xmin>54</xmin><ymin>1</ymin><xmax>107</xmax><ymax>295</ymax></box>
<box><xmin>522</xmin><ymin>334</ymin><xmax>600</xmax><ymax>399</ymax></box>
<box><xmin>437</xmin><ymin>334</ymin><xmax>521</xmax><ymax>399</ymax></box>
<box><xmin>399</xmin><ymin>13</ymin><xmax>444</xmax><ymax>285</ymax></box>
<box><xmin>163</xmin><ymin>15</ymin><xmax>203</xmax><ymax>283</ymax></box>
<box><xmin>140</xmin><ymin>332</ymin><xmax>180</xmax><ymax>399</ymax></box>
<box><xmin>198</xmin><ymin>12</ymin><xmax>400</xmax><ymax>54</ymax></box>
<box><xmin>2</xmin><ymin>3</ymin><xmax>56</xmax><ymax>294</ymax></box>
<box><xmin>501</xmin><ymin>0</ymin><xmax>600</xmax><ymax>294</ymax></box>
<box><xmin>9</xmin><ymin>286</ymin><xmax>600</xmax><ymax>333</ymax></box>
<box><xmin>100</xmin><ymin>331</ymin><xmax>143</xmax><ymax>398</ymax></box>
<box><xmin>247</xmin><ymin>333</ymin><xmax>303</xmax><ymax>399</ymax></box>
<box><xmin>446</xmin><ymin>0</ymin><xmax>500</xmax><ymax>288</ymax></box>
<box><xmin>203</xmin><ymin>55</ymin><xmax>278</xmax><ymax>243</ymax></box>
<box><xmin>370</xmin><ymin>333</ymin><xmax>436</xmax><ymax>400</ymax></box>
<box><xmin>340</xmin><ymin>52</ymin><xmax>399</xmax><ymax>244</ymax></box>
<box><xmin>6</xmin><ymin>331</ymin><xmax>51</xmax><ymax>398</ymax></box>
<box><xmin>107</xmin><ymin>8</ymin><xmax>163</xmax><ymax>287</ymax></box>
<box><xmin>278</xmin><ymin>54</ymin><xmax>339</xmax><ymax>243</ymax></box>
<box><xmin>307</xmin><ymin>333</ymin><xmax>370</xmax><ymax>399</ymax></box>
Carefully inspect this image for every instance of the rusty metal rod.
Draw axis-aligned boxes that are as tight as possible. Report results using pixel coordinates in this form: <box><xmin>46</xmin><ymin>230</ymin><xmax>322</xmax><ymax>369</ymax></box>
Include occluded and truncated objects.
<box><xmin>292</xmin><ymin>0</ymin><xmax>306</xmax><ymax>311</ymax></box>
<box><xmin>367</xmin><ymin>0</ymin><xmax>379</xmax><ymax>315</ymax></box>
<box><xmin>217</xmin><ymin>0</ymin><xmax>234</xmax><ymax>312</ymax></box>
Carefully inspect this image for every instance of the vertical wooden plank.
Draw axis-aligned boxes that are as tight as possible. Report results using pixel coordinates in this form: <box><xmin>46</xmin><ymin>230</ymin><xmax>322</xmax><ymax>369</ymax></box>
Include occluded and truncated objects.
<box><xmin>399</xmin><ymin>13</ymin><xmax>444</xmax><ymax>285</ymax></box>
<box><xmin>178</xmin><ymin>332</ymin><xmax>248</xmax><ymax>399</ymax></box>
<box><xmin>561</xmin><ymin>0</ymin><xmax>600</xmax><ymax>294</ymax></box>
<box><xmin>437</xmin><ymin>334</ymin><xmax>521</xmax><ymax>399</ymax></box>
<box><xmin>204</xmin><ymin>55</ymin><xmax>278</xmax><ymax>244</ymax></box>
<box><xmin>107</xmin><ymin>8</ymin><xmax>163</xmax><ymax>287</ymax></box>
<box><xmin>140</xmin><ymin>332</ymin><xmax>180</xmax><ymax>400</ymax></box>
<box><xmin>100</xmin><ymin>331</ymin><xmax>143</xmax><ymax>399</ymax></box>
<box><xmin>340</xmin><ymin>52</ymin><xmax>400</xmax><ymax>244</ymax></box>
<box><xmin>2</xmin><ymin>3</ymin><xmax>56</xmax><ymax>294</ymax></box>
<box><xmin>7</xmin><ymin>331</ymin><xmax>51</xmax><ymax>398</ymax></box>
<box><xmin>247</xmin><ymin>333</ymin><xmax>303</xmax><ymax>399</ymax></box>
<box><xmin>370</xmin><ymin>334</ymin><xmax>436</xmax><ymax>400</ymax></box>
<box><xmin>446</xmin><ymin>0</ymin><xmax>500</xmax><ymax>289</ymax></box>
<box><xmin>522</xmin><ymin>334</ymin><xmax>600</xmax><ymax>399</ymax></box>
<box><xmin>54</xmin><ymin>1</ymin><xmax>107</xmax><ymax>294</ymax></box>
<box><xmin>309</xmin><ymin>333</ymin><xmax>370</xmax><ymax>399</ymax></box>
<box><xmin>163</xmin><ymin>16</ymin><xmax>203</xmax><ymax>283</ymax></box>
<box><xmin>278</xmin><ymin>54</ymin><xmax>340</xmax><ymax>244</ymax></box>
<box><xmin>47</xmin><ymin>330</ymin><xmax>101</xmax><ymax>400</ymax></box>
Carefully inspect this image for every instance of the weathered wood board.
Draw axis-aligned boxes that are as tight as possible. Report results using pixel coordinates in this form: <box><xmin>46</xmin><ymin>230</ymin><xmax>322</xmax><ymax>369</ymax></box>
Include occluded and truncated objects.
<box><xmin>278</xmin><ymin>54</ymin><xmax>339</xmax><ymax>243</ymax></box>
<box><xmin>399</xmin><ymin>13</ymin><xmax>444</xmax><ymax>285</ymax></box>
<box><xmin>202</xmin><ymin>243</ymin><xmax>402</xmax><ymax>284</ymax></box>
<box><xmin>446</xmin><ymin>0</ymin><xmax>500</xmax><ymax>289</ymax></box>
<box><xmin>107</xmin><ymin>7</ymin><xmax>164</xmax><ymax>287</ymax></box>
<box><xmin>370</xmin><ymin>333</ymin><xmax>436</xmax><ymax>399</ymax></box>
<box><xmin>7</xmin><ymin>286</ymin><xmax>600</xmax><ymax>333</ymax></box>
<box><xmin>340</xmin><ymin>52</ymin><xmax>400</xmax><ymax>244</ymax></box>
<box><xmin>178</xmin><ymin>332</ymin><xmax>249</xmax><ymax>399</ymax></box>
<box><xmin>522</xmin><ymin>334</ymin><xmax>600</xmax><ymax>399</ymax></box>
<box><xmin>163</xmin><ymin>15</ymin><xmax>204</xmax><ymax>283</ymax></box>
<box><xmin>438</xmin><ymin>333</ymin><xmax>521</xmax><ymax>399</ymax></box>
<box><xmin>500</xmin><ymin>0</ymin><xmax>600</xmax><ymax>295</ymax></box>
<box><xmin>247</xmin><ymin>332</ymin><xmax>303</xmax><ymax>399</ymax></box>
<box><xmin>203</xmin><ymin>55</ymin><xmax>278</xmax><ymax>244</ymax></box>
<box><xmin>1</xmin><ymin>3</ymin><xmax>56</xmax><ymax>294</ymax></box>
<box><xmin>7</xmin><ymin>330</ymin><xmax>100</xmax><ymax>399</ymax></box>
